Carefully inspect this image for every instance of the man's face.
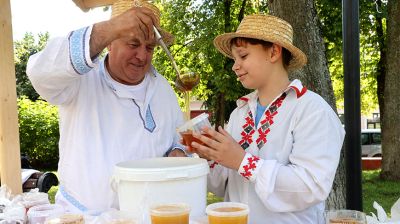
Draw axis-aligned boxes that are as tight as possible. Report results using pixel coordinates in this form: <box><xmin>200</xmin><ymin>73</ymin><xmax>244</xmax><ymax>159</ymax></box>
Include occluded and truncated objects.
<box><xmin>107</xmin><ymin>37</ymin><xmax>156</xmax><ymax>85</ymax></box>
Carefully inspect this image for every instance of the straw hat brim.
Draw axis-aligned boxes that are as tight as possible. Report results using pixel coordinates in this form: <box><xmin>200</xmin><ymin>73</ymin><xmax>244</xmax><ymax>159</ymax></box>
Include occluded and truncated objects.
<box><xmin>213</xmin><ymin>32</ymin><xmax>307</xmax><ymax>71</ymax></box>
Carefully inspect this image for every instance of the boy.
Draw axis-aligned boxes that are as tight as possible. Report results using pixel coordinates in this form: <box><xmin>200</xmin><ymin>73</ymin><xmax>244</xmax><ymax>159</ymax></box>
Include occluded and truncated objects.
<box><xmin>191</xmin><ymin>14</ymin><xmax>345</xmax><ymax>223</ymax></box>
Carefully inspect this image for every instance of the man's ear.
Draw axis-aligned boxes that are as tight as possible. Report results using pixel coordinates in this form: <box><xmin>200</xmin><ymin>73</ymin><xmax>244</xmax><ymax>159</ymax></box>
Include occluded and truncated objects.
<box><xmin>269</xmin><ymin>44</ymin><xmax>283</xmax><ymax>63</ymax></box>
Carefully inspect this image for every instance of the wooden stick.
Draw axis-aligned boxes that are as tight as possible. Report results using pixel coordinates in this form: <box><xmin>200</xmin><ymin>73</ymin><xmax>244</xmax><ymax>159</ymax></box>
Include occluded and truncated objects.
<box><xmin>0</xmin><ymin>0</ymin><xmax>22</xmax><ymax>194</ymax></box>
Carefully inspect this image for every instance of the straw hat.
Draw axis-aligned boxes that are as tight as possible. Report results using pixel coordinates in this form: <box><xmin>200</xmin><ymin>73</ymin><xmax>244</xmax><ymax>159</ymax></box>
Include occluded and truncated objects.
<box><xmin>111</xmin><ymin>0</ymin><xmax>174</xmax><ymax>45</ymax></box>
<box><xmin>214</xmin><ymin>14</ymin><xmax>307</xmax><ymax>70</ymax></box>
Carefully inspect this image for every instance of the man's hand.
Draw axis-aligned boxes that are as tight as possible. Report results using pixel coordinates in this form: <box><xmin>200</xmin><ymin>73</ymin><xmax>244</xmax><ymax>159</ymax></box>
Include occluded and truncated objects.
<box><xmin>168</xmin><ymin>149</ymin><xmax>187</xmax><ymax>157</ymax></box>
<box><xmin>109</xmin><ymin>7</ymin><xmax>157</xmax><ymax>41</ymax></box>
<box><xmin>90</xmin><ymin>7</ymin><xmax>158</xmax><ymax>58</ymax></box>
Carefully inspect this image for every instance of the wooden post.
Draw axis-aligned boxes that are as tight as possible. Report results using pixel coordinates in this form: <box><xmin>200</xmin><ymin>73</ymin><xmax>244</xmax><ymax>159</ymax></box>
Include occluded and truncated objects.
<box><xmin>0</xmin><ymin>0</ymin><xmax>22</xmax><ymax>194</ymax></box>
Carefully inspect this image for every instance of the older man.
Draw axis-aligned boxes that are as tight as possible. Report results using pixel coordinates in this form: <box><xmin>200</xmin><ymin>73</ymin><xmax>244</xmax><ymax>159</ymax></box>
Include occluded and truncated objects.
<box><xmin>27</xmin><ymin>0</ymin><xmax>185</xmax><ymax>213</ymax></box>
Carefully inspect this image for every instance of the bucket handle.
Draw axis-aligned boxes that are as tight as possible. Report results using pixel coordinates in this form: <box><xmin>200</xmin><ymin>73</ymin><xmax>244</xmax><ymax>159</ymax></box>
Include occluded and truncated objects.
<box><xmin>165</xmin><ymin>172</ymin><xmax>189</xmax><ymax>180</ymax></box>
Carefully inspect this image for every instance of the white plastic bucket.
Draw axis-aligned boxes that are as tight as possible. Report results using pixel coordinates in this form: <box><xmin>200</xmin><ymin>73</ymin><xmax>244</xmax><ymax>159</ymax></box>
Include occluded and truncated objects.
<box><xmin>112</xmin><ymin>157</ymin><xmax>209</xmax><ymax>218</ymax></box>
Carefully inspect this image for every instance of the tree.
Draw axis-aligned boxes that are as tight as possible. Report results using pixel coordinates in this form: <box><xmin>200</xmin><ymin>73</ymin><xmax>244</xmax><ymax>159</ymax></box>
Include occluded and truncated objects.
<box><xmin>374</xmin><ymin>0</ymin><xmax>387</xmax><ymax>122</ymax></box>
<box><xmin>152</xmin><ymin>0</ymin><xmax>262</xmax><ymax>127</ymax></box>
<box><xmin>381</xmin><ymin>0</ymin><xmax>400</xmax><ymax>180</ymax></box>
<box><xmin>316</xmin><ymin>0</ymin><xmax>385</xmax><ymax>115</ymax></box>
<box><xmin>14</xmin><ymin>32</ymin><xmax>49</xmax><ymax>100</ymax></box>
<box><xmin>267</xmin><ymin>0</ymin><xmax>345</xmax><ymax>209</ymax></box>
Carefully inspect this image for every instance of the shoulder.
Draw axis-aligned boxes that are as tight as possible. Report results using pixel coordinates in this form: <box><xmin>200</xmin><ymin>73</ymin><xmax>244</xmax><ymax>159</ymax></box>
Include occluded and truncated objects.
<box><xmin>152</xmin><ymin>69</ymin><xmax>175</xmax><ymax>93</ymax></box>
<box><xmin>150</xmin><ymin>69</ymin><xmax>181</xmax><ymax>107</ymax></box>
<box><xmin>292</xmin><ymin>90</ymin><xmax>342</xmax><ymax>129</ymax></box>
<box><xmin>229</xmin><ymin>99</ymin><xmax>252</xmax><ymax>123</ymax></box>
<box><xmin>296</xmin><ymin>90</ymin><xmax>336</xmax><ymax>115</ymax></box>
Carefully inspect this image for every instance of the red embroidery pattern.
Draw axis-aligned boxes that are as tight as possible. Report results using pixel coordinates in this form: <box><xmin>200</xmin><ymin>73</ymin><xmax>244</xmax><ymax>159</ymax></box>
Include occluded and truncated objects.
<box><xmin>255</xmin><ymin>93</ymin><xmax>286</xmax><ymax>149</ymax></box>
<box><xmin>272</xmin><ymin>94</ymin><xmax>286</xmax><ymax>107</ymax></box>
<box><xmin>209</xmin><ymin>161</ymin><xmax>218</xmax><ymax>169</ymax></box>
<box><xmin>239</xmin><ymin>97</ymin><xmax>249</xmax><ymax>102</ymax></box>
<box><xmin>256</xmin><ymin>128</ymin><xmax>270</xmax><ymax>145</ymax></box>
<box><xmin>238</xmin><ymin>93</ymin><xmax>287</xmax><ymax>150</ymax></box>
<box><xmin>264</xmin><ymin>110</ymin><xmax>277</xmax><ymax>125</ymax></box>
<box><xmin>239</xmin><ymin>111</ymin><xmax>255</xmax><ymax>150</ymax></box>
<box><xmin>239</xmin><ymin>129</ymin><xmax>255</xmax><ymax>144</ymax></box>
<box><xmin>240</xmin><ymin>155</ymin><xmax>260</xmax><ymax>180</ymax></box>
<box><xmin>242</xmin><ymin>116</ymin><xmax>254</xmax><ymax>128</ymax></box>
<box><xmin>290</xmin><ymin>86</ymin><xmax>307</xmax><ymax>98</ymax></box>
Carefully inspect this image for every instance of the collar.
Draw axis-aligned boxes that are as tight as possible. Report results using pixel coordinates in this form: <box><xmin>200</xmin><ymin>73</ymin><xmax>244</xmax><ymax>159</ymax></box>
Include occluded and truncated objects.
<box><xmin>236</xmin><ymin>79</ymin><xmax>307</xmax><ymax>108</ymax></box>
<box><xmin>99</xmin><ymin>57</ymin><xmax>159</xmax><ymax>100</ymax></box>
<box><xmin>287</xmin><ymin>79</ymin><xmax>307</xmax><ymax>98</ymax></box>
<box><xmin>99</xmin><ymin>58</ymin><xmax>160</xmax><ymax>119</ymax></box>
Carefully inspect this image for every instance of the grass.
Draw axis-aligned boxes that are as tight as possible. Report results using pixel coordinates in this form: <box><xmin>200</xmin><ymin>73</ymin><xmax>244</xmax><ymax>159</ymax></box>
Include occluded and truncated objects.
<box><xmin>362</xmin><ymin>170</ymin><xmax>400</xmax><ymax>216</ymax></box>
<box><xmin>47</xmin><ymin>185</ymin><xmax>58</xmax><ymax>204</ymax></box>
<box><xmin>207</xmin><ymin>192</ymin><xmax>223</xmax><ymax>205</ymax></box>
<box><xmin>46</xmin><ymin>170</ymin><xmax>400</xmax><ymax>215</ymax></box>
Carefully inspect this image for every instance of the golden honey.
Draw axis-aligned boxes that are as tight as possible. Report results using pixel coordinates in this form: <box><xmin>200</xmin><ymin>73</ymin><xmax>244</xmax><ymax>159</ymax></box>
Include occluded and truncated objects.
<box><xmin>150</xmin><ymin>204</ymin><xmax>190</xmax><ymax>224</ymax></box>
<box><xmin>329</xmin><ymin>218</ymin><xmax>364</xmax><ymax>224</ymax></box>
<box><xmin>209</xmin><ymin>214</ymin><xmax>247</xmax><ymax>224</ymax></box>
<box><xmin>206</xmin><ymin>202</ymin><xmax>249</xmax><ymax>224</ymax></box>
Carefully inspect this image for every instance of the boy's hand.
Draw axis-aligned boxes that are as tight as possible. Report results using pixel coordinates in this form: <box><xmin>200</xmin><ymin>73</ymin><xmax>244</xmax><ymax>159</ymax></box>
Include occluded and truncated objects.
<box><xmin>191</xmin><ymin>126</ymin><xmax>245</xmax><ymax>170</ymax></box>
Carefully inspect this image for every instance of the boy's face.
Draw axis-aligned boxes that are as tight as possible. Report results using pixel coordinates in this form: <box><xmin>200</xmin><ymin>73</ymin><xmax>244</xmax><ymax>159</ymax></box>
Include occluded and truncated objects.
<box><xmin>231</xmin><ymin>42</ymin><xmax>274</xmax><ymax>89</ymax></box>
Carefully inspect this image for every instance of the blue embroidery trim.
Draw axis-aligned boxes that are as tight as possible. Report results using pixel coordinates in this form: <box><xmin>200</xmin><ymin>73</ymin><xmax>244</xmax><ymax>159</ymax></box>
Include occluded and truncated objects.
<box><xmin>145</xmin><ymin>105</ymin><xmax>156</xmax><ymax>132</ymax></box>
<box><xmin>164</xmin><ymin>142</ymin><xmax>191</xmax><ymax>157</ymax></box>
<box><xmin>68</xmin><ymin>26</ymin><xmax>93</xmax><ymax>75</ymax></box>
<box><xmin>171</xmin><ymin>142</ymin><xmax>185</xmax><ymax>151</ymax></box>
<box><xmin>132</xmin><ymin>100</ymin><xmax>156</xmax><ymax>133</ymax></box>
<box><xmin>150</xmin><ymin>66</ymin><xmax>157</xmax><ymax>77</ymax></box>
<box><xmin>59</xmin><ymin>185</ymin><xmax>88</xmax><ymax>212</ymax></box>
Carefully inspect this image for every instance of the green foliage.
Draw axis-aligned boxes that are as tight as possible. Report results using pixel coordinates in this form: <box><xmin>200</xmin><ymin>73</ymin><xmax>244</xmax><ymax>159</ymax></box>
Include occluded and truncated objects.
<box><xmin>14</xmin><ymin>32</ymin><xmax>49</xmax><ymax>101</ymax></box>
<box><xmin>316</xmin><ymin>0</ymin><xmax>387</xmax><ymax>115</ymax></box>
<box><xmin>152</xmin><ymin>0</ymin><xmax>266</xmax><ymax>123</ymax></box>
<box><xmin>153</xmin><ymin>0</ymin><xmax>384</xmax><ymax>119</ymax></box>
<box><xmin>18</xmin><ymin>97</ymin><xmax>59</xmax><ymax>169</ymax></box>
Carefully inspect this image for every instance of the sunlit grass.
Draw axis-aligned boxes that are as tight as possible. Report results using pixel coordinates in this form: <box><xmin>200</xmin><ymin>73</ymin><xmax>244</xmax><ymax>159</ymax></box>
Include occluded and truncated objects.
<box><xmin>363</xmin><ymin>170</ymin><xmax>400</xmax><ymax>215</ymax></box>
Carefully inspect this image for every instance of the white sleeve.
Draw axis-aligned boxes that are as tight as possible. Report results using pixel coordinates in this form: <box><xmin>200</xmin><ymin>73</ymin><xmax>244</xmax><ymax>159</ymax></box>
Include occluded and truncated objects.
<box><xmin>237</xmin><ymin>108</ymin><xmax>345</xmax><ymax>212</ymax></box>
<box><xmin>207</xmin><ymin>112</ymin><xmax>237</xmax><ymax>197</ymax></box>
<box><xmin>207</xmin><ymin>160</ymin><xmax>229</xmax><ymax>197</ymax></box>
<box><xmin>27</xmin><ymin>26</ymin><xmax>99</xmax><ymax>105</ymax></box>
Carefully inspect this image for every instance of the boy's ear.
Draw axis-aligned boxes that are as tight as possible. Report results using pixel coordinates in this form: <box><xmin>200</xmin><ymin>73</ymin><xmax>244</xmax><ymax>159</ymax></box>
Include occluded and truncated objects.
<box><xmin>269</xmin><ymin>44</ymin><xmax>283</xmax><ymax>63</ymax></box>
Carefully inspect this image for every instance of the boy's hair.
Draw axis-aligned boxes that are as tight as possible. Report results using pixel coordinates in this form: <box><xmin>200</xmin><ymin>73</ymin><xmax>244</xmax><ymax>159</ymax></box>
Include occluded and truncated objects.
<box><xmin>231</xmin><ymin>37</ymin><xmax>293</xmax><ymax>70</ymax></box>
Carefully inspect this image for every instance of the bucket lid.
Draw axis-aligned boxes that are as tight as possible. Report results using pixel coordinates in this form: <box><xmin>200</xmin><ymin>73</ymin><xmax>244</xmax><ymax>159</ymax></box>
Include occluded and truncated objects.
<box><xmin>149</xmin><ymin>203</ymin><xmax>191</xmax><ymax>217</ymax></box>
<box><xmin>113</xmin><ymin>157</ymin><xmax>209</xmax><ymax>182</ymax></box>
